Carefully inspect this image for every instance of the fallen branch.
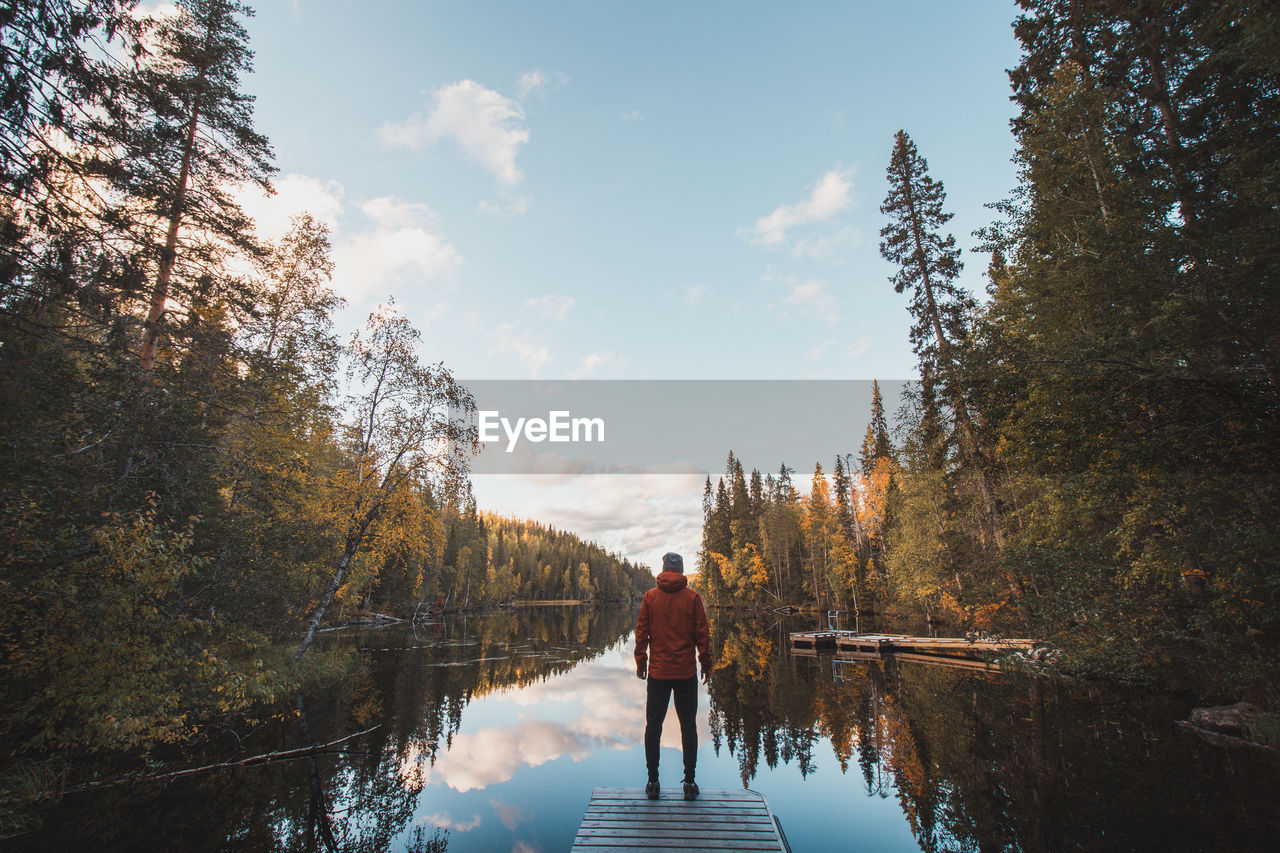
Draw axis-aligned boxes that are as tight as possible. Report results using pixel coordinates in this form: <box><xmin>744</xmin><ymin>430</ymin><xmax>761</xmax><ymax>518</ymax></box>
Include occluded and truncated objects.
<box><xmin>7</xmin><ymin>724</ymin><xmax>382</xmax><ymax>805</ymax></box>
<box><xmin>1176</xmin><ymin>721</ymin><xmax>1275</xmax><ymax>753</ymax></box>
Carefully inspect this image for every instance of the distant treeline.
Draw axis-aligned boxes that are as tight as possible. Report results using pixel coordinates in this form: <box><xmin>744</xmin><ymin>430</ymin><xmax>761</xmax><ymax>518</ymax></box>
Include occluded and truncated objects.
<box><xmin>417</xmin><ymin>511</ymin><xmax>654</xmax><ymax>610</ymax></box>
<box><xmin>700</xmin><ymin>0</ymin><xmax>1280</xmax><ymax>696</ymax></box>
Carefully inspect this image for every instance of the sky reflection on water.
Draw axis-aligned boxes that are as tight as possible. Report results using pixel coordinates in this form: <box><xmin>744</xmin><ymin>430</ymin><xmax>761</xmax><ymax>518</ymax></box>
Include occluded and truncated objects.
<box><xmin>382</xmin><ymin>622</ymin><xmax>920</xmax><ymax>853</ymax></box>
<box><xmin>15</xmin><ymin>606</ymin><xmax>1280</xmax><ymax>852</ymax></box>
<box><xmin>393</xmin><ymin>638</ymin><xmax>745</xmax><ymax>853</ymax></box>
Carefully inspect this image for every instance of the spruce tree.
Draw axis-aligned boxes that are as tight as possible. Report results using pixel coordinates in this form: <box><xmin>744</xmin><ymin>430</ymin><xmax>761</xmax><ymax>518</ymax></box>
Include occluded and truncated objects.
<box><xmin>97</xmin><ymin>0</ymin><xmax>275</xmax><ymax>371</ymax></box>
<box><xmin>984</xmin><ymin>0</ymin><xmax>1280</xmax><ymax>680</ymax></box>
<box><xmin>868</xmin><ymin>379</ymin><xmax>892</xmax><ymax>461</ymax></box>
<box><xmin>879</xmin><ymin>130</ymin><xmax>972</xmax><ymax>372</ymax></box>
<box><xmin>880</xmin><ymin>130</ymin><xmax>1002</xmax><ymax>547</ymax></box>
<box><xmin>1</xmin><ymin>1</ymin><xmax>141</xmax><ymax>316</ymax></box>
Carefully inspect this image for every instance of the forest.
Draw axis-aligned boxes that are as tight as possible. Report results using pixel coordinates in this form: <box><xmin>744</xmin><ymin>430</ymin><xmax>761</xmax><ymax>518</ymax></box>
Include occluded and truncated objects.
<box><xmin>696</xmin><ymin>0</ymin><xmax>1279</xmax><ymax>700</ymax></box>
<box><xmin>6</xmin><ymin>607</ymin><xmax>640</xmax><ymax>850</ymax></box>
<box><xmin>0</xmin><ymin>0</ymin><xmax>647</xmax><ymax>770</ymax></box>
<box><xmin>705</xmin><ymin>616</ymin><xmax>1280</xmax><ymax>851</ymax></box>
<box><xmin>3</xmin><ymin>0</ymin><xmax>1278</xmax><ymax>827</ymax></box>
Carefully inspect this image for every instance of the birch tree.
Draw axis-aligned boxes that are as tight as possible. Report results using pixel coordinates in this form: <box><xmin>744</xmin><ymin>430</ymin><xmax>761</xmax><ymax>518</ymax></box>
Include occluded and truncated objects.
<box><xmin>295</xmin><ymin>303</ymin><xmax>477</xmax><ymax>659</ymax></box>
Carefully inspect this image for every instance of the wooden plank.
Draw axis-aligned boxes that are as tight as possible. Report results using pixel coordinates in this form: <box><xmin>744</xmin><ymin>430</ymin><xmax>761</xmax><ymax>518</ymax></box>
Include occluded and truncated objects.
<box><xmin>581</xmin><ymin>824</ymin><xmax>778</xmax><ymax>835</ymax></box>
<box><xmin>584</xmin><ymin>804</ymin><xmax>770</xmax><ymax>815</ymax></box>
<box><xmin>793</xmin><ymin>630</ymin><xmax>1035</xmax><ymax>654</ymax></box>
<box><xmin>577</xmin><ymin>788</ymin><xmax>780</xmax><ymax>809</ymax></box>
<box><xmin>891</xmin><ymin>651</ymin><xmax>1004</xmax><ymax>672</ymax></box>
<box><xmin>582</xmin><ymin>812</ymin><xmax>773</xmax><ymax>822</ymax></box>
<box><xmin>570</xmin><ymin>845</ymin><xmax>778</xmax><ymax>850</ymax></box>
<box><xmin>585</xmin><ymin>805</ymin><xmax>760</xmax><ymax>811</ymax></box>
<box><xmin>573</xmin><ymin>841</ymin><xmax>784</xmax><ymax>851</ymax></box>
<box><xmin>584</xmin><ymin>801</ymin><xmax>769</xmax><ymax>810</ymax></box>
<box><xmin>577</xmin><ymin>817</ymin><xmax>775</xmax><ymax>829</ymax></box>
<box><xmin>584</xmin><ymin>810</ymin><xmax>771</xmax><ymax>821</ymax></box>
<box><xmin>574</xmin><ymin>787</ymin><xmax>787</xmax><ymax>852</ymax></box>
<box><xmin>581</xmin><ymin>821</ymin><xmax>774</xmax><ymax>832</ymax></box>
<box><xmin>592</xmin><ymin>787</ymin><xmax>761</xmax><ymax>800</ymax></box>
<box><xmin>583</xmin><ymin>812</ymin><xmax>772</xmax><ymax>822</ymax></box>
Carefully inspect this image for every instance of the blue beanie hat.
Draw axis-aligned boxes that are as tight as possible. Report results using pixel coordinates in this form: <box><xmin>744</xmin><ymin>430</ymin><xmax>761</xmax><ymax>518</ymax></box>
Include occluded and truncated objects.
<box><xmin>662</xmin><ymin>552</ymin><xmax>684</xmax><ymax>574</ymax></box>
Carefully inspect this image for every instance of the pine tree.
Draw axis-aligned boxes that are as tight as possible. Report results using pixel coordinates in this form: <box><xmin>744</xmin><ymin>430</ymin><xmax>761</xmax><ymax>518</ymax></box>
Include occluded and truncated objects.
<box><xmin>99</xmin><ymin>0</ymin><xmax>275</xmax><ymax>372</ymax></box>
<box><xmin>880</xmin><ymin>130</ymin><xmax>1002</xmax><ymax>547</ymax></box>
<box><xmin>804</xmin><ymin>462</ymin><xmax>834</xmax><ymax>605</ymax></box>
<box><xmin>879</xmin><ymin>131</ymin><xmax>971</xmax><ymax>370</ymax></box>
<box><xmin>0</xmin><ymin>1</ymin><xmax>139</xmax><ymax>302</ymax></box>
<box><xmin>833</xmin><ymin>455</ymin><xmax>854</xmax><ymax>539</ymax></box>
<box><xmin>982</xmin><ymin>0</ymin><xmax>1280</xmax><ymax>678</ymax></box>
<box><xmin>868</xmin><ymin>379</ymin><xmax>892</xmax><ymax>461</ymax></box>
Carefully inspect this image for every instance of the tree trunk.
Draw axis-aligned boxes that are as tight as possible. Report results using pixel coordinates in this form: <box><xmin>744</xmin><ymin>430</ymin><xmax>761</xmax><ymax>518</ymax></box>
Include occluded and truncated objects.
<box><xmin>294</xmin><ymin>515</ymin><xmax>373</xmax><ymax>660</ymax></box>
<box><xmin>901</xmin><ymin>168</ymin><xmax>1005</xmax><ymax>548</ymax></box>
<box><xmin>140</xmin><ymin>73</ymin><xmax>205</xmax><ymax>373</ymax></box>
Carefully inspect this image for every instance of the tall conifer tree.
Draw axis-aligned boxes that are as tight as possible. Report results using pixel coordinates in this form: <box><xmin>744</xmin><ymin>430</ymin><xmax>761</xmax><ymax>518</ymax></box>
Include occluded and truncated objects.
<box><xmin>100</xmin><ymin>0</ymin><xmax>274</xmax><ymax>371</ymax></box>
<box><xmin>880</xmin><ymin>130</ymin><xmax>1003</xmax><ymax>547</ymax></box>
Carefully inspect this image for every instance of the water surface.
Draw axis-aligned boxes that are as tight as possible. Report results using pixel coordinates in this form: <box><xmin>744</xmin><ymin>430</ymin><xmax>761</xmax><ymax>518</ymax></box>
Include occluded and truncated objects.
<box><xmin>16</xmin><ymin>606</ymin><xmax>1280</xmax><ymax>851</ymax></box>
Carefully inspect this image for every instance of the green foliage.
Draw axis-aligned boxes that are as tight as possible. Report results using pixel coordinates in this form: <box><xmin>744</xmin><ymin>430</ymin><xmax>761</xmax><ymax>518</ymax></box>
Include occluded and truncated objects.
<box><xmin>698</xmin><ymin>3</ymin><xmax>1280</xmax><ymax>699</ymax></box>
<box><xmin>865</xmin><ymin>0</ymin><xmax>1280</xmax><ymax>692</ymax></box>
<box><xmin>0</xmin><ymin>501</ymin><xmax>287</xmax><ymax>754</ymax></box>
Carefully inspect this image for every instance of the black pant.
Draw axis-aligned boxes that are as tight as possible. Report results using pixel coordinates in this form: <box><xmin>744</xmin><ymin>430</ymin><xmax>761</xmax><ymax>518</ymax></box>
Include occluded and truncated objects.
<box><xmin>644</xmin><ymin>676</ymin><xmax>697</xmax><ymax>782</ymax></box>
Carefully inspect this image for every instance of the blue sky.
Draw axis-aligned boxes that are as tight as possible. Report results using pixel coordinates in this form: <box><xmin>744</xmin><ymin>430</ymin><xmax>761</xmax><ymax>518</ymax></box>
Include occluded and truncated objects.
<box><xmin>231</xmin><ymin>0</ymin><xmax>1025</xmax><ymax>565</ymax></box>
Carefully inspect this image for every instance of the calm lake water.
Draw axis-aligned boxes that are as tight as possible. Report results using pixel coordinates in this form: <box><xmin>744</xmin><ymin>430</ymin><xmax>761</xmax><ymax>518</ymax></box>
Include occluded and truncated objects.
<box><xmin>16</xmin><ymin>605</ymin><xmax>1280</xmax><ymax>851</ymax></box>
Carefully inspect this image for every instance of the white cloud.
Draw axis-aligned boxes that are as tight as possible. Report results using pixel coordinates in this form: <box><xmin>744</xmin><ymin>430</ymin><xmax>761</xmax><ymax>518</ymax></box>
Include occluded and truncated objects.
<box><xmin>515</xmin><ymin>69</ymin><xmax>569</xmax><ymax>99</ymax></box>
<box><xmin>478</xmin><ymin>195</ymin><xmax>531</xmax><ymax>217</ymax></box>
<box><xmin>683</xmin><ymin>284</ymin><xmax>708</xmax><ymax>307</ymax></box>
<box><xmin>845</xmin><ymin>336</ymin><xmax>872</xmax><ymax>358</ymax></box>
<box><xmin>622</xmin><ymin>109</ymin><xmax>644</xmax><ymax>122</ymax></box>
<box><xmin>791</xmin><ymin>224</ymin><xmax>860</xmax><ymax>261</ymax></box>
<box><xmin>379</xmin><ymin>80</ymin><xmax>530</xmax><ymax>186</ymax></box>
<box><xmin>491</xmin><ymin>800</ymin><xmax>526</xmax><ymax>831</ymax></box>
<box><xmin>332</xmin><ymin>212</ymin><xmax>462</xmax><ymax>303</ymax></box>
<box><xmin>740</xmin><ymin>167</ymin><xmax>853</xmax><ymax>247</ymax></box>
<box><xmin>506</xmin><ymin>647</ymin><xmax>712</xmax><ymax>749</ymax></box>
<box><xmin>571</xmin><ymin>350</ymin><xmax>627</xmax><ymax>378</ymax></box>
<box><xmin>422</xmin><ymin>719</ymin><xmax>613</xmax><ymax>792</ymax></box>
<box><xmin>236</xmin><ymin>173</ymin><xmax>343</xmax><ymax>242</ymax></box>
<box><xmin>418</xmin><ymin>812</ymin><xmax>482</xmax><ymax>833</ymax></box>
<box><xmin>236</xmin><ymin>178</ymin><xmax>460</xmax><ymax>305</ymax></box>
<box><xmin>492</xmin><ymin>322</ymin><xmax>552</xmax><ymax>376</ymax></box>
<box><xmin>359</xmin><ymin>196</ymin><xmax>439</xmax><ymax>230</ymax></box>
<box><xmin>523</xmin><ymin>294</ymin><xmax>574</xmax><ymax>322</ymax></box>
<box><xmin>470</xmin><ymin>474</ymin><xmax>706</xmax><ymax>570</ymax></box>
<box><xmin>807</xmin><ymin>339</ymin><xmax>836</xmax><ymax>360</ymax></box>
<box><xmin>786</xmin><ymin>279</ymin><xmax>837</xmax><ymax>317</ymax></box>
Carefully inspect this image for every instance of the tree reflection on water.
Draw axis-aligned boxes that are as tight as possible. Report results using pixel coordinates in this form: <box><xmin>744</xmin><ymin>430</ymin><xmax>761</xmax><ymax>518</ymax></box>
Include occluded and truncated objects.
<box><xmin>706</xmin><ymin>615</ymin><xmax>1280</xmax><ymax>852</ymax></box>
<box><xmin>13</xmin><ymin>607</ymin><xmax>1280</xmax><ymax>852</ymax></box>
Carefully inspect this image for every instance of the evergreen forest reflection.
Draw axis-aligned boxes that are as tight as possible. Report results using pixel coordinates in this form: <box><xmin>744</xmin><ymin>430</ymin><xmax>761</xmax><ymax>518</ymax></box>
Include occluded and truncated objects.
<box><xmin>15</xmin><ymin>607</ymin><xmax>1278</xmax><ymax>852</ymax></box>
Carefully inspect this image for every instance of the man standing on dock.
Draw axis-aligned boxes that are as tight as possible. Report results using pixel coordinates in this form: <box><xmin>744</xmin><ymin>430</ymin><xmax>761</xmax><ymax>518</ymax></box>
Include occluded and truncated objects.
<box><xmin>635</xmin><ymin>552</ymin><xmax>711</xmax><ymax>801</ymax></box>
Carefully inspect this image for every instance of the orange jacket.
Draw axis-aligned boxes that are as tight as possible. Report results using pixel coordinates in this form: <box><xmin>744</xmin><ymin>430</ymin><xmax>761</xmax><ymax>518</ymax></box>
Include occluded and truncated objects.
<box><xmin>635</xmin><ymin>572</ymin><xmax>711</xmax><ymax>680</ymax></box>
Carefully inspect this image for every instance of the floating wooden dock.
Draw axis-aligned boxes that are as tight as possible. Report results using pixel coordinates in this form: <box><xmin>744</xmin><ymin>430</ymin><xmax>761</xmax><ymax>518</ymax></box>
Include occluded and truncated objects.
<box><xmin>790</xmin><ymin>630</ymin><xmax>1035</xmax><ymax>666</ymax></box>
<box><xmin>832</xmin><ymin>649</ymin><xmax>1005</xmax><ymax>673</ymax></box>
<box><xmin>572</xmin><ymin>787</ymin><xmax>791</xmax><ymax>852</ymax></box>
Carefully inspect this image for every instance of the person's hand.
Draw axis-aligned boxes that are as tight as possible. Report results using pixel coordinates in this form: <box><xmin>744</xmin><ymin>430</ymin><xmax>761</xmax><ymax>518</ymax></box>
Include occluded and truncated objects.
<box><xmin>637</xmin><ymin>664</ymin><xmax>646</xmax><ymax>680</ymax></box>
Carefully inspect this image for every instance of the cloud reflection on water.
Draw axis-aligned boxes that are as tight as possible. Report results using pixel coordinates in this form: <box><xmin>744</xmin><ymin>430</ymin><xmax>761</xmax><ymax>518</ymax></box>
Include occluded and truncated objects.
<box><xmin>402</xmin><ymin>640</ymin><xmax>711</xmax><ymax>794</ymax></box>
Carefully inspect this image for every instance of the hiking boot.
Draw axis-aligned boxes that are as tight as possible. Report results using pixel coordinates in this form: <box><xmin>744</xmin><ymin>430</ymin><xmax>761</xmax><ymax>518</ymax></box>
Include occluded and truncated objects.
<box><xmin>683</xmin><ymin>780</ymin><xmax>699</xmax><ymax>800</ymax></box>
<box><xmin>645</xmin><ymin>780</ymin><xmax>660</xmax><ymax>800</ymax></box>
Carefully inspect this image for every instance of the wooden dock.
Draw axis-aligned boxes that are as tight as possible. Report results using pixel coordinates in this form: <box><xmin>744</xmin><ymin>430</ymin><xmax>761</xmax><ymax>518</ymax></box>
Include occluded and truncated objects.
<box><xmin>572</xmin><ymin>787</ymin><xmax>791</xmax><ymax>852</ymax></box>
<box><xmin>790</xmin><ymin>630</ymin><xmax>1035</xmax><ymax>663</ymax></box>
